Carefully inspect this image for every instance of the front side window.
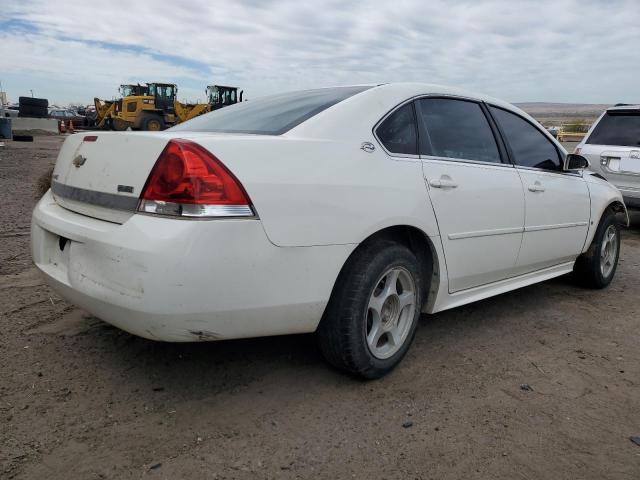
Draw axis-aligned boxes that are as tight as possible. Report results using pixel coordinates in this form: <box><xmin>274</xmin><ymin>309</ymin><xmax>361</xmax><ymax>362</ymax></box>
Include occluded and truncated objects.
<box><xmin>375</xmin><ymin>103</ymin><xmax>418</xmax><ymax>155</ymax></box>
<box><xmin>587</xmin><ymin>111</ymin><xmax>640</xmax><ymax>147</ymax></box>
<box><xmin>417</xmin><ymin>98</ymin><xmax>501</xmax><ymax>163</ymax></box>
<box><xmin>490</xmin><ymin>106</ymin><xmax>561</xmax><ymax>171</ymax></box>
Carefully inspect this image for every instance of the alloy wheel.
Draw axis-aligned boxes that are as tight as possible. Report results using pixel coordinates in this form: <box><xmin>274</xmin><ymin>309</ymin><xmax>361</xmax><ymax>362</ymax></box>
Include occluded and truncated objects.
<box><xmin>365</xmin><ymin>266</ymin><xmax>417</xmax><ymax>360</ymax></box>
<box><xmin>600</xmin><ymin>224</ymin><xmax>618</xmax><ymax>278</ymax></box>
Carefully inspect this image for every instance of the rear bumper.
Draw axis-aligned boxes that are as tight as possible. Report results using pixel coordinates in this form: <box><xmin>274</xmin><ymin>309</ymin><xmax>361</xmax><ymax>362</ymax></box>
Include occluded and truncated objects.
<box><xmin>31</xmin><ymin>190</ymin><xmax>353</xmax><ymax>341</ymax></box>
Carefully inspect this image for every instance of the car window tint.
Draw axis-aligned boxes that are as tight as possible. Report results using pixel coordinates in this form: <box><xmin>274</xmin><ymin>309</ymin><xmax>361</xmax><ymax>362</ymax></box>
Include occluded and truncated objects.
<box><xmin>490</xmin><ymin>106</ymin><xmax>561</xmax><ymax>171</ymax></box>
<box><xmin>417</xmin><ymin>99</ymin><xmax>500</xmax><ymax>163</ymax></box>
<box><xmin>170</xmin><ymin>86</ymin><xmax>372</xmax><ymax>135</ymax></box>
<box><xmin>587</xmin><ymin>111</ymin><xmax>640</xmax><ymax>147</ymax></box>
<box><xmin>375</xmin><ymin>103</ymin><xmax>418</xmax><ymax>155</ymax></box>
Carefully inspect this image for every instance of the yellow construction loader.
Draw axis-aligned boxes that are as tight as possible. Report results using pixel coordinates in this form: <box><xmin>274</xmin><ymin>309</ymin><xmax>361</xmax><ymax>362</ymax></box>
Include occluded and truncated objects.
<box><xmin>94</xmin><ymin>83</ymin><xmax>177</xmax><ymax>131</ymax></box>
<box><xmin>95</xmin><ymin>83</ymin><xmax>243</xmax><ymax>130</ymax></box>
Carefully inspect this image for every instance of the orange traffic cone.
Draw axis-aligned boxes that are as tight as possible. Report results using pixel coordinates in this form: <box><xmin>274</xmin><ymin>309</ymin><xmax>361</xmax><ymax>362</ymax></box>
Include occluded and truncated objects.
<box><xmin>68</xmin><ymin>120</ymin><xmax>75</xmax><ymax>133</ymax></box>
<box><xmin>58</xmin><ymin>120</ymin><xmax>66</xmax><ymax>133</ymax></box>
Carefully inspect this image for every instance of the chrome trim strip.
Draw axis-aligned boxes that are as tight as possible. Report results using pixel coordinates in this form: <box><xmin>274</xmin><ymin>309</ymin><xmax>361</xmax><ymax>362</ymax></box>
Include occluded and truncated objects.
<box><xmin>421</xmin><ymin>155</ymin><xmax>513</xmax><ymax>168</ymax></box>
<box><xmin>448</xmin><ymin>221</ymin><xmax>588</xmax><ymax>240</ymax></box>
<box><xmin>448</xmin><ymin>226</ymin><xmax>523</xmax><ymax>240</ymax></box>
<box><xmin>525</xmin><ymin>221</ymin><xmax>588</xmax><ymax>232</ymax></box>
<box><xmin>515</xmin><ymin>166</ymin><xmax>582</xmax><ymax>177</ymax></box>
<box><xmin>51</xmin><ymin>180</ymin><xmax>138</xmax><ymax>211</ymax></box>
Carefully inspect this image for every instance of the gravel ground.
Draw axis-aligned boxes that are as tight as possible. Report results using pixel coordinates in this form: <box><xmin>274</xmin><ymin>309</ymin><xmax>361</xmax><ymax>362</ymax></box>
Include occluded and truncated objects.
<box><xmin>1</xmin><ymin>135</ymin><xmax>639</xmax><ymax>479</ymax></box>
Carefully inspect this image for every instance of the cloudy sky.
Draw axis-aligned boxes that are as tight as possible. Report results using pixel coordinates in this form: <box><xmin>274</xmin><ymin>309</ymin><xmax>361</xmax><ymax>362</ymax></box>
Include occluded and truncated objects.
<box><xmin>0</xmin><ymin>0</ymin><xmax>638</xmax><ymax>105</ymax></box>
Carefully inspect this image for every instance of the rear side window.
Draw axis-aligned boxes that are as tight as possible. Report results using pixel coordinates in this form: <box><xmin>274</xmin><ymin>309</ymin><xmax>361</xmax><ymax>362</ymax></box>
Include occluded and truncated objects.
<box><xmin>417</xmin><ymin>98</ymin><xmax>501</xmax><ymax>163</ymax></box>
<box><xmin>490</xmin><ymin>106</ymin><xmax>562</xmax><ymax>171</ymax></box>
<box><xmin>587</xmin><ymin>111</ymin><xmax>640</xmax><ymax>147</ymax></box>
<box><xmin>170</xmin><ymin>86</ymin><xmax>372</xmax><ymax>135</ymax></box>
<box><xmin>375</xmin><ymin>103</ymin><xmax>418</xmax><ymax>155</ymax></box>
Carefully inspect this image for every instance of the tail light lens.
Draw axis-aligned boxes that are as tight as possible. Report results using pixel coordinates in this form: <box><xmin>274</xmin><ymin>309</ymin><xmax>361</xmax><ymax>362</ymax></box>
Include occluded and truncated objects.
<box><xmin>138</xmin><ymin>139</ymin><xmax>254</xmax><ymax>218</ymax></box>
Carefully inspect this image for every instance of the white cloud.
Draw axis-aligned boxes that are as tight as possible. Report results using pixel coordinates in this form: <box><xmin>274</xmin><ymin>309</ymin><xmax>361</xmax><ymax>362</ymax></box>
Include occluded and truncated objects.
<box><xmin>1</xmin><ymin>0</ymin><xmax>639</xmax><ymax>104</ymax></box>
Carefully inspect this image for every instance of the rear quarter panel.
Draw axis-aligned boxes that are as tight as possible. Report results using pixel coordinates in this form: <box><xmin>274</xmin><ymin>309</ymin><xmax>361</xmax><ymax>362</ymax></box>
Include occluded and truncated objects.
<box><xmin>195</xmin><ymin>135</ymin><xmax>439</xmax><ymax>247</ymax></box>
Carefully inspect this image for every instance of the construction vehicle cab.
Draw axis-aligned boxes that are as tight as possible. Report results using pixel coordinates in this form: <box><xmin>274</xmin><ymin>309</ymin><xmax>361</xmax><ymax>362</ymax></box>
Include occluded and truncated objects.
<box><xmin>207</xmin><ymin>85</ymin><xmax>243</xmax><ymax>110</ymax></box>
<box><xmin>147</xmin><ymin>83</ymin><xmax>176</xmax><ymax>116</ymax></box>
<box><xmin>119</xmin><ymin>84</ymin><xmax>148</xmax><ymax>97</ymax></box>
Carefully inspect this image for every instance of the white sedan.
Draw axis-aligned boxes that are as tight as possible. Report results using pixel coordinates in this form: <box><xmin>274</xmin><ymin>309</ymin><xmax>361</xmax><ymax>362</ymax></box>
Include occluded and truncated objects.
<box><xmin>31</xmin><ymin>83</ymin><xmax>627</xmax><ymax>378</ymax></box>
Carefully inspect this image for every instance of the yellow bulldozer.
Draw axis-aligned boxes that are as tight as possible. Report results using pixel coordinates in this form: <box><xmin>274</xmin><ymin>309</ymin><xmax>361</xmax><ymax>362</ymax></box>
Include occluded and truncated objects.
<box><xmin>94</xmin><ymin>83</ymin><xmax>243</xmax><ymax>131</ymax></box>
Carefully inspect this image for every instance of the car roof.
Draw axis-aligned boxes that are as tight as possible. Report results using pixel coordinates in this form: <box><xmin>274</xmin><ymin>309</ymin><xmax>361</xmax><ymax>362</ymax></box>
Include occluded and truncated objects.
<box><xmin>373</xmin><ymin>82</ymin><xmax>529</xmax><ymax>114</ymax></box>
<box><xmin>290</xmin><ymin>82</ymin><xmax>539</xmax><ymax>140</ymax></box>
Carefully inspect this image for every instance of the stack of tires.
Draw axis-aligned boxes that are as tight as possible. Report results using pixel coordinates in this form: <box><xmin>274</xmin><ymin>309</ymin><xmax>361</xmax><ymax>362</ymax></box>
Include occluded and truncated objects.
<box><xmin>18</xmin><ymin>97</ymin><xmax>48</xmax><ymax>118</ymax></box>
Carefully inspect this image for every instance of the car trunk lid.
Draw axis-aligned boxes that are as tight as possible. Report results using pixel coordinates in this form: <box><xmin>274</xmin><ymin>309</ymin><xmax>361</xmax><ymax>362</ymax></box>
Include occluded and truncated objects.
<box><xmin>51</xmin><ymin>132</ymin><xmax>175</xmax><ymax>223</ymax></box>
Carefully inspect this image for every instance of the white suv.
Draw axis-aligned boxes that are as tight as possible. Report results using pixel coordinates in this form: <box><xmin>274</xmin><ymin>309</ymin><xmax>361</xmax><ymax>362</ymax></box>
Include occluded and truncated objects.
<box><xmin>576</xmin><ymin>104</ymin><xmax>640</xmax><ymax>209</ymax></box>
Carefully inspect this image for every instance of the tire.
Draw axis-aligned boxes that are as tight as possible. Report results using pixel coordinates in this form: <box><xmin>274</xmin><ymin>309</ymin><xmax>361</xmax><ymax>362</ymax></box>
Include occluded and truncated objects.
<box><xmin>111</xmin><ymin>118</ymin><xmax>130</xmax><ymax>131</ymax></box>
<box><xmin>12</xmin><ymin>135</ymin><xmax>34</xmax><ymax>142</ymax></box>
<box><xmin>140</xmin><ymin>114</ymin><xmax>165</xmax><ymax>131</ymax></box>
<box><xmin>573</xmin><ymin>208</ymin><xmax>620</xmax><ymax>289</ymax></box>
<box><xmin>317</xmin><ymin>240</ymin><xmax>423</xmax><ymax>379</ymax></box>
<box><xmin>19</xmin><ymin>96</ymin><xmax>48</xmax><ymax>108</ymax></box>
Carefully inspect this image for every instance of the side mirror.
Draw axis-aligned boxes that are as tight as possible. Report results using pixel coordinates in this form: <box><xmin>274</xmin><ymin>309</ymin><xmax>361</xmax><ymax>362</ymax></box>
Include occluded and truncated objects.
<box><xmin>565</xmin><ymin>153</ymin><xmax>589</xmax><ymax>171</ymax></box>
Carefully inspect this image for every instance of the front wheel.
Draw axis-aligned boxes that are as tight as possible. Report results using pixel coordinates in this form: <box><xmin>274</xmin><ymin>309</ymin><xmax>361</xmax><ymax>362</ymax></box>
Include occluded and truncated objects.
<box><xmin>574</xmin><ymin>208</ymin><xmax>620</xmax><ymax>288</ymax></box>
<box><xmin>317</xmin><ymin>240</ymin><xmax>423</xmax><ymax>379</ymax></box>
<box><xmin>140</xmin><ymin>114</ymin><xmax>165</xmax><ymax>131</ymax></box>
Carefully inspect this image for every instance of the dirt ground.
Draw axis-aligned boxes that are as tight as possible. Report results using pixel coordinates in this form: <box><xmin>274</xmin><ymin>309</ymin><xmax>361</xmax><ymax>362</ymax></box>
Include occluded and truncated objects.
<box><xmin>1</xmin><ymin>135</ymin><xmax>639</xmax><ymax>479</ymax></box>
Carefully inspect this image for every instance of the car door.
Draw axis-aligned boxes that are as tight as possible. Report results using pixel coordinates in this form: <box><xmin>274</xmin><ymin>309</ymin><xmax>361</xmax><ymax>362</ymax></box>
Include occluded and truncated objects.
<box><xmin>488</xmin><ymin>106</ymin><xmax>590</xmax><ymax>272</ymax></box>
<box><xmin>415</xmin><ymin>98</ymin><xmax>525</xmax><ymax>292</ymax></box>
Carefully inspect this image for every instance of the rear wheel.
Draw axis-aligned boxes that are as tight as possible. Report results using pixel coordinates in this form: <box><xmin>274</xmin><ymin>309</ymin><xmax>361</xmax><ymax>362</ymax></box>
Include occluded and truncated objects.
<box><xmin>317</xmin><ymin>240</ymin><xmax>423</xmax><ymax>379</ymax></box>
<box><xmin>573</xmin><ymin>208</ymin><xmax>620</xmax><ymax>288</ymax></box>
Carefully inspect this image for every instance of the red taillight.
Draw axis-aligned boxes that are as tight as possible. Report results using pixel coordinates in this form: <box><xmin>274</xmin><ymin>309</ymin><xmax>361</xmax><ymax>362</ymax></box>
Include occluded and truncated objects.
<box><xmin>83</xmin><ymin>135</ymin><xmax>98</xmax><ymax>142</ymax></box>
<box><xmin>138</xmin><ymin>139</ymin><xmax>253</xmax><ymax>218</ymax></box>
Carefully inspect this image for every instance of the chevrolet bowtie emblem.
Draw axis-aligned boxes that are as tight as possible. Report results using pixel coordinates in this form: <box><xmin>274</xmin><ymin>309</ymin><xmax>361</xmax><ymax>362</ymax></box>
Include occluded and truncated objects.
<box><xmin>72</xmin><ymin>155</ymin><xmax>87</xmax><ymax>167</ymax></box>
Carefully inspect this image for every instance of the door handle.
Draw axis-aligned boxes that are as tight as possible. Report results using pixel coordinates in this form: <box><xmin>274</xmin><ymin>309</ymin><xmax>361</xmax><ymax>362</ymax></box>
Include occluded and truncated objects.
<box><xmin>528</xmin><ymin>181</ymin><xmax>545</xmax><ymax>192</ymax></box>
<box><xmin>429</xmin><ymin>176</ymin><xmax>458</xmax><ymax>189</ymax></box>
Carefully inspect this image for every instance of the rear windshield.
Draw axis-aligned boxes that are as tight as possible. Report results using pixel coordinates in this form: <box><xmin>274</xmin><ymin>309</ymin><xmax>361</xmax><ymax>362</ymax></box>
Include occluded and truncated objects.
<box><xmin>170</xmin><ymin>86</ymin><xmax>372</xmax><ymax>135</ymax></box>
<box><xmin>587</xmin><ymin>111</ymin><xmax>640</xmax><ymax>147</ymax></box>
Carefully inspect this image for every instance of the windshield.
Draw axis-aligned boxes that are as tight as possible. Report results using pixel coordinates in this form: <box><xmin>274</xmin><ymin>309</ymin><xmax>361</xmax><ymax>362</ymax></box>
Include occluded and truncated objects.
<box><xmin>209</xmin><ymin>87</ymin><xmax>237</xmax><ymax>105</ymax></box>
<box><xmin>171</xmin><ymin>85</ymin><xmax>372</xmax><ymax>135</ymax></box>
<box><xmin>587</xmin><ymin>111</ymin><xmax>640</xmax><ymax>147</ymax></box>
<box><xmin>121</xmin><ymin>86</ymin><xmax>135</xmax><ymax>97</ymax></box>
<box><xmin>152</xmin><ymin>85</ymin><xmax>175</xmax><ymax>99</ymax></box>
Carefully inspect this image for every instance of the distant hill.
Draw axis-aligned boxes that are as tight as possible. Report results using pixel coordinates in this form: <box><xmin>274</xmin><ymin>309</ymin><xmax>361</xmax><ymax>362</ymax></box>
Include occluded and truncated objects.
<box><xmin>515</xmin><ymin>102</ymin><xmax>612</xmax><ymax>126</ymax></box>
